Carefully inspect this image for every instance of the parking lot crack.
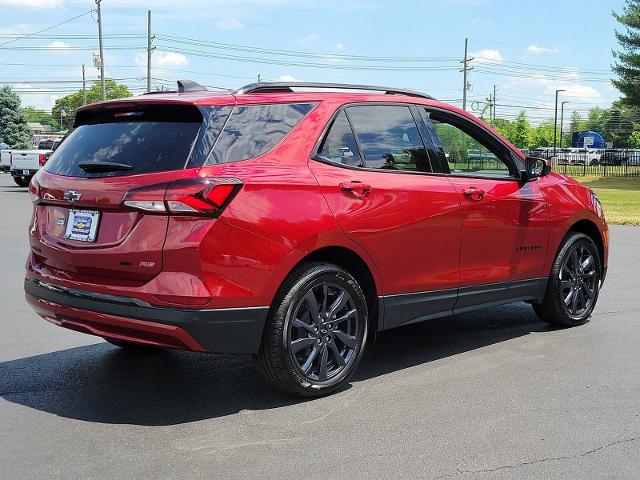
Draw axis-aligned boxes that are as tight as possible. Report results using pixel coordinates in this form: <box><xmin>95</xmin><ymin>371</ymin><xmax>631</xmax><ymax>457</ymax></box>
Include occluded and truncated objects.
<box><xmin>430</xmin><ymin>436</ymin><xmax>640</xmax><ymax>479</ymax></box>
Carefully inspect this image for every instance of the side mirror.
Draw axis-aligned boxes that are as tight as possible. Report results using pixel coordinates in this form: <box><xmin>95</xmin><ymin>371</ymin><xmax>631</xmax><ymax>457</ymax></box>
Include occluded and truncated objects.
<box><xmin>522</xmin><ymin>156</ymin><xmax>551</xmax><ymax>181</ymax></box>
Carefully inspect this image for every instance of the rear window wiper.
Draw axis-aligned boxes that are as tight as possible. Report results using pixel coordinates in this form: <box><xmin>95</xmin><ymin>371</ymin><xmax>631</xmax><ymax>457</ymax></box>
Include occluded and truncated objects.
<box><xmin>77</xmin><ymin>161</ymin><xmax>134</xmax><ymax>173</ymax></box>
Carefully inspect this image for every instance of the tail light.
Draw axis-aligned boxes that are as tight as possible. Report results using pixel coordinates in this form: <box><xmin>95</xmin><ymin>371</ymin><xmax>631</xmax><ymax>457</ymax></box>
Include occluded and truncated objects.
<box><xmin>29</xmin><ymin>176</ymin><xmax>40</xmax><ymax>203</ymax></box>
<box><xmin>123</xmin><ymin>178</ymin><xmax>242</xmax><ymax>217</ymax></box>
<box><xmin>38</xmin><ymin>154</ymin><xmax>47</xmax><ymax>166</ymax></box>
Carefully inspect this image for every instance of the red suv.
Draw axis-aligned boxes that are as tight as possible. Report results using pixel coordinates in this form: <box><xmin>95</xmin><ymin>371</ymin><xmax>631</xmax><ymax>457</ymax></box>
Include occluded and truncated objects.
<box><xmin>25</xmin><ymin>81</ymin><xmax>608</xmax><ymax>396</ymax></box>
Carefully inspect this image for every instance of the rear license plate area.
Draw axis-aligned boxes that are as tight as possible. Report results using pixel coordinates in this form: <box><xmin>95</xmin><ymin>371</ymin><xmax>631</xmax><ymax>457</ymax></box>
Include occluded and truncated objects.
<box><xmin>64</xmin><ymin>209</ymin><xmax>100</xmax><ymax>242</ymax></box>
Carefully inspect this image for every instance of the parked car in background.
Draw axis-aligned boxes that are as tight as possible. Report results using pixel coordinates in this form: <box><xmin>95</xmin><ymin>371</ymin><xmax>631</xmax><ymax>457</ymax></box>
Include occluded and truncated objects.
<box><xmin>599</xmin><ymin>149</ymin><xmax>629</xmax><ymax>166</ymax></box>
<box><xmin>556</xmin><ymin>148</ymin><xmax>602</xmax><ymax>165</ymax></box>
<box><xmin>10</xmin><ymin>147</ymin><xmax>53</xmax><ymax>187</ymax></box>
<box><xmin>0</xmin><ymin>143</ymin><xmax>11</xmax><ymax>172</ymax></box>
<box><xmin>25</xmin><ymin>81</ymin><xmax>609</xmax><ymax>396</ymax></box>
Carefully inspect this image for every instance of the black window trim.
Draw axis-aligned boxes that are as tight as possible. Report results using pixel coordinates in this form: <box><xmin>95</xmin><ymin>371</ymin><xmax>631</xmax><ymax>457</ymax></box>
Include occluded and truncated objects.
<box><xmin>420</xmin><ymin>106</ymin><xmax>526</xmax><ymax>182</ymax></box>
<box><xmin>311</xmin><ymin>101</ymin><xmax>439</xmax><ymax>177</ymax></box>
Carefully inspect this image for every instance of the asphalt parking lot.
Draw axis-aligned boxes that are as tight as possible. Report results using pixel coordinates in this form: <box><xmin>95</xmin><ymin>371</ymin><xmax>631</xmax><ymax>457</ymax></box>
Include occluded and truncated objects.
<box><xmin>0</xmin><ymin>173</ymin><xmax>639</xmax><ymax>480</ymax></box>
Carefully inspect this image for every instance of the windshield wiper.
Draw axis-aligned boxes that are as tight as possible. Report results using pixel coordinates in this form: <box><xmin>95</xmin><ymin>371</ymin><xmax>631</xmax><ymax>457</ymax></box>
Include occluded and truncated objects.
<box><xmin>78</xmin><ymin>161</ymin><xmax>134</xmax><ymax>173</ymax></box>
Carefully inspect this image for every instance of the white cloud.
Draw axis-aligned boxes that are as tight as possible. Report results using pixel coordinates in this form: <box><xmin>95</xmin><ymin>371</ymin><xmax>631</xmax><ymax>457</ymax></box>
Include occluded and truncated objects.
<box><xmin>16</xmin><ymin>84</ymin><xmax>59</xmax><ymax>111</ymax></box>
<box><xmin>156</xmin><ymin>51</ymin><xmax>189</xmax><ymax>68</ymax></box>
<box><xmin>471</xmin><ymin>49</ymin><xmax>503</xmax><ymax>64</ymax></box>
<box><xmin>215</xmin><ymin>17</ymin><xmax>246</xmax><ymax>29</ymax></box>
<box><xmin>334</xmin><ymin>43</ymin><xmax>345</xmax><ymax>50</ymax></box>
<box><xmin>506</xmin><ymin>72</ymin><xmax>603</xmax><ymax>108</ymax></box>
<box><xmin>137</xmin><ymin>51</ymin><xmax>189</xmax><ymax>71</ymax></box>
<box><xmin>48</xmin><ymin>41</ymin><xmax>73</xmax><ymax>54</ymax></box>
<box><xmin>528</xmin><ymin>45</ymin><xmax>560</xmax><ymax>55</ymax></box>
<box><xmin>0</xmin><ymin>0</ymin><xmax>60</xmax><ymax>7</ymax></box>
<box><xmin>276</xmin><ymin>74</ymin><xmax>302</xmax><ymax>82</ymax></box>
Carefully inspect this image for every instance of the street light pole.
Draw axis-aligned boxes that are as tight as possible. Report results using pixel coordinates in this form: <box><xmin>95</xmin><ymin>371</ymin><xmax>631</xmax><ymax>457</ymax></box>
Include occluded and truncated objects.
<box><xmin>553</xmin><ymin>89</ymin><xmax>566</xmax><ymax>156</ymax></box>
<box><xmin>559</xmin><ymin>101</ymin><xmax>569</xmax><ymax>149</ymax></box>
<box><xmin>96</xmin><ymin>0</ymin><xmax>106</xmax><ymax>101</ymax></box>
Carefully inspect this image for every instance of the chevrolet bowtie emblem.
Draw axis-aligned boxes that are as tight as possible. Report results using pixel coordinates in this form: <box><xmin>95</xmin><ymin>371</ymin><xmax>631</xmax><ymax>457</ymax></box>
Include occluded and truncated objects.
<box><xmin>63</xmin><ymin>190</ymin><xmax>82</xmax><ymax>202</ymax></box>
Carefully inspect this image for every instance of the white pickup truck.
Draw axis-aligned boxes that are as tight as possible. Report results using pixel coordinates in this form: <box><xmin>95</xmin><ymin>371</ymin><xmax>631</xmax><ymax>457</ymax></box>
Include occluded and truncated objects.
<box><xmin>9</xmin><ymin>139</ymin><xmax>60</xmax><ymax>187</ymax></box>
<box><xmin>0</xmin><ymin>147</ymin><xmax>11</xmax><ymax>173</ymax></box>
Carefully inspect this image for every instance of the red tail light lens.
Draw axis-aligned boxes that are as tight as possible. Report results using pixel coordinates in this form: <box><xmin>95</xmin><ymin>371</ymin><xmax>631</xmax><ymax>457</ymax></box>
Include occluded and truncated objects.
<box><xmin>38</xmin><ymin>154</ymin><xmax>47</xmax><ymax>166</ymax></box>
<box><xmin>123</xmin><ymin>178</ymin><xmax>242</xmax><ymax>217</ymax></box>
<box><xmin>29</xmin><ymin>176</ymin><xmax>40</xmax><ymax>203</ymax></box>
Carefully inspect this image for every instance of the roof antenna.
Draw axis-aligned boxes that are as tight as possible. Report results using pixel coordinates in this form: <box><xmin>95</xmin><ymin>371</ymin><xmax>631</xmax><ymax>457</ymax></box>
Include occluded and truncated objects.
<box><xmin>177</xmin><ymin>80</ymin><xmax>208</xmax><ymax>93</ymax></box>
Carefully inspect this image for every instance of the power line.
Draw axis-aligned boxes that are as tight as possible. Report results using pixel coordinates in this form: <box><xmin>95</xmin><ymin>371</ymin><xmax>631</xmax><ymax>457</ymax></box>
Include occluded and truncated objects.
<box><xmin>0</xmin><ymin>9</ymin><xmax>96</xmax><ymax>47</ymax></box>
<box><xmin>155</xmin><ymin>33</ymin><xmax>460</xmax><ymax>63</ymax></box>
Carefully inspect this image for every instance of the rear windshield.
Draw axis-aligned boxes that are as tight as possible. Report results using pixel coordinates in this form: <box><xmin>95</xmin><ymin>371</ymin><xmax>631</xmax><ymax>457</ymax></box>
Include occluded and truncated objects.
<box><xmin>45</xmin><ymin>102</ymin><xmax>315</xmax><ymax>177</ymax></box>
<box><xmin>45</xmin><ymin>105</ymin><xmax>204</xmax><ymax>178</ymax></box>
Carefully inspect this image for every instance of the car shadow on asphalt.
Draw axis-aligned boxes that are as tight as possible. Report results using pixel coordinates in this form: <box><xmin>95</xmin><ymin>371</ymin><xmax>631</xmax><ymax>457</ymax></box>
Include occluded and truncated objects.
<box><xmin>0</xmin><ymin>302</ymin><xmax>554</xmax><ymax>426</ymax></box>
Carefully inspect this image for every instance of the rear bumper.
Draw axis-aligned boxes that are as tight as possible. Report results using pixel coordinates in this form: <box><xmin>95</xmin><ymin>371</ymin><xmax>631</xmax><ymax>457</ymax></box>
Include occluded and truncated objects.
<box><xmin>25</xmin><ymin>278</ymin><xmax>268</xmax><ymax>353</ymax></box>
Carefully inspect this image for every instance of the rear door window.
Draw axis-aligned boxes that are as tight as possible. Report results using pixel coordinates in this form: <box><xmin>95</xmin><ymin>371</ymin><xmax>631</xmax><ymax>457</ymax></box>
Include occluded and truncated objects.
<box><xmin>207</xmin><ymin>103</ymin><xmax>315</xmax><ymax>164</ymax></box>
<box><xmin>345</xmin><ymin>105</ymin><xmax>431</xmax><ymax>172</ymax></box>
<box><xmin>45</xmin><ymin>105</ymin><xmax>205</xmax><ymax>178</ymax></box>
<box><xmin>317</xmin><ymin>111</ymin><xmax>363</xmax><ymax>167</ymax></box>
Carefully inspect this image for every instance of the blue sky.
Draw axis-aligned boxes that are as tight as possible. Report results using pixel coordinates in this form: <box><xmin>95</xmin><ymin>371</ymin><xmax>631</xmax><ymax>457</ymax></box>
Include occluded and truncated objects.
<box><xmin>0</xmin><ymin>0</ymin><xmax>625</xmax><ymax>124</ymax></box>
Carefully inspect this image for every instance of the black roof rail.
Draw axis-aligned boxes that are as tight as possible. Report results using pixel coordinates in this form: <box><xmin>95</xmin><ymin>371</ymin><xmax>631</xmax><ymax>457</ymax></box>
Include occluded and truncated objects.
<box><xmin>234</xmin><ymin>82</ymin><xmax>436</xmax><ymax>100</ymax></box>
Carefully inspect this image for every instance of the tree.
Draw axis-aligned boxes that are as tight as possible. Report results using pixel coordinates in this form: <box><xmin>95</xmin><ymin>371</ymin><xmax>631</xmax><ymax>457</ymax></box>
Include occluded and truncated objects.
<box><xmin>605</xmin><ymin>106</ymin><xmax>635</xmax><ymax>147</ymax></box>
<box><xmin>612</xmin><ymin>0</ymin><xmax>640</xmax><ymax>106</ymax></box>
<box><xmin>507</xmin><ymin>111</ymin><xmax>531</xmax><ymax>148</ymax></box>
<box><xmin>51</xmin><ymin>80</ymin><xmax>133</xmax><ymax>130</ymax></box>
<box><xmin>530</xmin><ymin>121</ymin><xmax>555</xmax><ymax>148</ymax></box>
<box><xmin>0</xmin><ymin>86</ymin><xmax>32</xmax><ymax>148</ymax></box>
<box><xmin>586</xmin><ymin>107</ymin><xmax>609</xmax><ymax>134</ymax></box>
<box><xmin>569</xmin><ymin>111</ymin><xmax>587</xmax><ymax>133</ymax></box>
<box><xmin>492</xmin><ymin>118</ymin><xmax>512</xmax><ymax>139</ymax></box>
<box><xmin>21</xmin><ymin>107</ymin><xmax>57</xmax><ymax>130</ymax></box>
<box><xmin>628</xmin><ymin>130</ymin><xmax>640</xmax><ymax>148</ymax></box>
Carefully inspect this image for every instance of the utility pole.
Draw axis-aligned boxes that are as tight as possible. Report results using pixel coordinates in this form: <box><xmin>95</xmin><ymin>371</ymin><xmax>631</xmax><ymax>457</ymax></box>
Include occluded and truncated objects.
<box><xmin>493</xmin><ymin>84</ymin><xmax>497</xmax><ymax>122</ymax></box>
<box><xmin>488</xmin><ymin>93</ymin><xmax>493</xmax><ymax>123</ymax></box>
<box><xmin>82</xmin><ymin>64</ymin><xmax>86</xmax><ymax>105</ymax></box>
<box><xmin>257</xmin><ymin>73</ymin><xmax>262</xmax><ymax>83</ymax></box>
<box><xmin>553</xmin><ymin>89</ymin><xmax>565</xmax><ymax>155</ymax></box>
<box><xmin>147</xmin><ymin>10</ymin><xmax>154</xmax><ymax>93</ymax></box>
<box><xmin>460</xmin><ymin>38</ymin><xmax>474</xmax><ymax>111</ymax></box>
<box><xmin>96</xmin><ymin>0</ymin><xmax>106</xmax><ymax>101</ymax></box>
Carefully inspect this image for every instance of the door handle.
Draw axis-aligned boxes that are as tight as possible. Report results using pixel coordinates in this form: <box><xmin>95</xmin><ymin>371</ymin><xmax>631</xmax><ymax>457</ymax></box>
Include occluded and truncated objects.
<box><xmin>462</xmin><ymin>187</ymin><xmax>485</xmax><ymax>201</ymax></box>
<box><xmin>339</xmin><ymin>181</ymin><xmax>372</xmax><ymax>198</ymax></box>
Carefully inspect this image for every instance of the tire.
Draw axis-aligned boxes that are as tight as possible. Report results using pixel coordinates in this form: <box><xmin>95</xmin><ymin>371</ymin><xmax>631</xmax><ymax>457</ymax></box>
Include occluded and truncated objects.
<box><xmin>257</xmin><ymin>262</ymin><xmax>368</xmax><ymax>397</ymax></box>
<box><xmin>13</xmin><ymin>177</ymin><xmax>29</xmax><ymax>187</ymax></box>
<box><xmin>533</xmin><ymin>232</ymin><xmax>602</xmax><ymax>327</ymax></box>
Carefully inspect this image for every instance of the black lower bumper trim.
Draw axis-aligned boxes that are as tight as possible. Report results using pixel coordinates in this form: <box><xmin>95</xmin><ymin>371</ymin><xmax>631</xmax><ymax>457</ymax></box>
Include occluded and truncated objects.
<box><xmin>11</xmin><ymin>170</ymin><xmax>37</xmax><ymax>177</ymax></box>
<box><xmin>25</xmin><ymin>278</ymin><xmax>268</xmax><ymax>354</ymax></box>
